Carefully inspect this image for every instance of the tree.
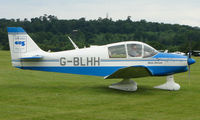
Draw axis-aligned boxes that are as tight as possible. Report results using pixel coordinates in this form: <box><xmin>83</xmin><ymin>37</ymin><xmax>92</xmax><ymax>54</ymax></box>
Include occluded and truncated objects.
<box><xmin>1</xmin><ymin>14</ymin><xmax>200</xmax><ymax>52</ymax></box>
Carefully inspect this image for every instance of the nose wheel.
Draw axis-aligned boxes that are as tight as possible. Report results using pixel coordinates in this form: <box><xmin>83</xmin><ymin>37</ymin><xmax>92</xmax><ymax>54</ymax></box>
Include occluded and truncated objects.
<box><xmin>154</xmin><ymin>75</ymin><xmax>180</xmax><ymax>91</ymax></box>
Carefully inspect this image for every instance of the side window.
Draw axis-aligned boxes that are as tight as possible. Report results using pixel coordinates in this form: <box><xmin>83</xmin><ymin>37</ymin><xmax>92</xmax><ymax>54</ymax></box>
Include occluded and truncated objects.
<box><xmin>127</xmin><ymin>44</ymin><xmax>142</xmax><ymax>57</ymax></box>
<box><xmin>108</xmin><ymin>45</ymin><xmax>126</xmax><ymax>58</ymax></box>
<box><xmin>143</xmin><ymin>45</ymin><xmax>158</xmax><ymax>58</ymax></box>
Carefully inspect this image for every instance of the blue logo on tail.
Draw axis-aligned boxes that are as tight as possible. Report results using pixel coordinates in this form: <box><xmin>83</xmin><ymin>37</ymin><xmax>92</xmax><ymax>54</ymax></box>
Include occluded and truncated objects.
<box><xmin>15</xmin><ymin>41</ymin><xmax>25</xmax><ymax>46</ymax></box>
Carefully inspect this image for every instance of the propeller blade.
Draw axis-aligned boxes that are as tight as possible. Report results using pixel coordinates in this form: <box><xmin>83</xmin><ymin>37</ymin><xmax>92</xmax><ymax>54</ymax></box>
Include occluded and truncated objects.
<box><xmin>189</xmin><ymin>51</ymin><xmax>191</xmax><ymax>58</ymax></box>
<box><xmin>187</xmin><ymin>39</ymin><xmax>192</xmax><ymax>86</ymax></box>
<box><xmin>187</xmin><ymin>49</ymin><xmax>191</xmax><ymax>86</ymax></box>
<box><xmin>188</xmin><ymin>64</ymin><xmax>190</xmax><ymax>86</ymax></box>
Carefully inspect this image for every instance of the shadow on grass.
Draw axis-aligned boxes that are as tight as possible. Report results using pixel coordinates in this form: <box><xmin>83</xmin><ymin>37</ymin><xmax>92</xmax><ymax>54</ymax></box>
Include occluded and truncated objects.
<box><xmin>88</xmin><ymin>84</ymin><xmax>162</xmax><ymax>95</ymax></box>
<box><xmin>0</xmin><ymin>83</ymin><xmax>175</xmax><ymax>96</ymax></box>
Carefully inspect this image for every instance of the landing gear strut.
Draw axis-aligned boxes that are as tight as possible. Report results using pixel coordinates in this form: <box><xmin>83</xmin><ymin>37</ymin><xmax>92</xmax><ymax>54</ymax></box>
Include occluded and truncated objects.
<box><xmin>154</xmin><ymin>75</ymin><xmax>180</xmax><ymax>91</ymax></box>
<box><xmin>109</xmin><ymin>75</ymin><xmax>180</xmax><ymax>91</ymax></box>
<box><xmin>109</xmin><ymin>79</ymin><xmax>137</xmax><ymax>91</ymax></box>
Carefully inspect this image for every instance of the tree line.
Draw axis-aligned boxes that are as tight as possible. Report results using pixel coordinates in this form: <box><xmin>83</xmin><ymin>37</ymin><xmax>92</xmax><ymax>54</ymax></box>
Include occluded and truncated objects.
<box><xmin>0</xmin><ymin>14</ymin><xmax>200</xmax><ymax>52</ymax></box>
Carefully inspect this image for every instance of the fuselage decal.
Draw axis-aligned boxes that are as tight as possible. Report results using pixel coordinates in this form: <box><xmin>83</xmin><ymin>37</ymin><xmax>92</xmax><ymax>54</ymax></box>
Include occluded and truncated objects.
<box><xmin>60</xmin><ymin>57</ymin><xmax>100</xmax><ymax>66</ymax></box>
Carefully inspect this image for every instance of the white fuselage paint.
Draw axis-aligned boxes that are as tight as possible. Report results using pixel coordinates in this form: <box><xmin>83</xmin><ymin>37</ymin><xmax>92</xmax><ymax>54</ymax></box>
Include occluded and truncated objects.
<box><xmin>12</xmin><ymin>41</ymin><xmax>188</xmax><ymax>68</ymax></box>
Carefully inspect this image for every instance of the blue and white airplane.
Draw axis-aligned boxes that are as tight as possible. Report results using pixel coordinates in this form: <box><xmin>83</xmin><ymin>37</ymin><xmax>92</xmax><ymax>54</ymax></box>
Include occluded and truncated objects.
<box><xmin>7</xmin><ymin>27</ymin><xmax>195</xmax><ymax>91</ymax></box>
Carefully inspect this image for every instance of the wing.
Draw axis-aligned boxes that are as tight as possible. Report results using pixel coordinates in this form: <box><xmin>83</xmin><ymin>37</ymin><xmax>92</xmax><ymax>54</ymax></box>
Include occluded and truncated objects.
<box><xmin>104</xmin><ymin>66</ymin><xmax>152</xmax><ymax>79</ymax></box>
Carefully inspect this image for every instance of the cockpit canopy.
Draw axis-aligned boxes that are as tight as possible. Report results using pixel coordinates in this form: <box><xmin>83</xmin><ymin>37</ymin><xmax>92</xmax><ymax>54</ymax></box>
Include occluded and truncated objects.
<box><xmin>107</xmin><ymin>41</ymin><xmax>158</xmax><ymax>58</ymax></box>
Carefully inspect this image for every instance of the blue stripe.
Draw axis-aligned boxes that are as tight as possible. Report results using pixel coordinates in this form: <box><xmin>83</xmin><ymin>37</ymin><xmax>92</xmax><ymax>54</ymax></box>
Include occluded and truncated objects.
<box><xmin>7</xmin><ymin>27</ymin><xmax>26</xmax><ymax>33</ymax></box>
<box><xmin>12</xmin><ymin>60</ymin><xmax>20</xmax><ymax>62</ymax></box>
<box><xmin>15</xmin><ymin>66</ymin><xmax>188</xmax><ymax>77</ymax></box>
<box><xmin>12</xmin><ymin>59</ymin><xmax>186</xmax><ymax>62</ymax></box>
<box><xmin>16</xmin><ymin>66</ymin><xmax>124</xmax><ymax>76</ymax></box>
<box><xmin>101</xmin><ymin>59</ymin><xmax>186</xmax><ymax>62</ymax></box>
<box><xmin>20</xmin><ymin>56</ymin><xmax>42</xmax><ymax>59</ymax></box>
<box><xmin>12</xmin><ymin>60</ymin><xmax>59</xmax><ymax>62</ymax></box>
<box><xmin>153</xmin><ymin>52</ymin><xmax>187</xmax><ymax>58</ymax></box>
<box><xmin>148</xmin><ymin>66</ymin><xmax>188</xmax><ymax>75</ymax></box>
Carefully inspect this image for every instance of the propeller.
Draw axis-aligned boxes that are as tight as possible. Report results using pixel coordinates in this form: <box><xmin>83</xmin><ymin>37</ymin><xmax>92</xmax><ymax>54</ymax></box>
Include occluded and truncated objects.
<box><xmin>187</xmin><ymin>50</ymin><xmax>191</xmax><ymax>85</ymax></box>
<box><xmin>187</xmin><ymin>44</ymin><xmax>195</xmax><ymax>85</ymax></box>
<box><xmin>188</xmin><ymin>39</ymin><xmax>192</xmax><ymax>85</ymax></box>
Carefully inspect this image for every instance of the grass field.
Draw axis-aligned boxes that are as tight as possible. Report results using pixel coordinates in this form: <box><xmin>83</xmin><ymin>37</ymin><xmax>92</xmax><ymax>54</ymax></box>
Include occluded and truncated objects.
<box><xmin>0</xmin><ymin>50</ymin><xmax>200</xmax><ymax>120</ymax></box>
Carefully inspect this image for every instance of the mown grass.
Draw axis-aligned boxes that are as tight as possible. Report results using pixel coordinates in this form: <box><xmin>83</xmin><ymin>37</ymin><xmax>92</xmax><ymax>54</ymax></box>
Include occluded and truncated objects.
<box><xmin>0</xmin><ymin>50</ymin><xmax>200</xmax><ymax>120</ymax></box>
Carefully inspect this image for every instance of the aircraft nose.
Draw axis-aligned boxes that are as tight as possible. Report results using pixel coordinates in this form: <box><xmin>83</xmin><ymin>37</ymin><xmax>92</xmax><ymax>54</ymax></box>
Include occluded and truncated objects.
<box><xmin>188</xmin><ymin>58</ymin><xmax>196</xmax><ymax>65</ymax></box>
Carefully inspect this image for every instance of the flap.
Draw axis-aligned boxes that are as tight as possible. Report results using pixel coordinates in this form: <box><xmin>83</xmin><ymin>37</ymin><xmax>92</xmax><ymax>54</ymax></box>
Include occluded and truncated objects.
<box><xmin>104</xmin><ymin>66</ymin><xmax>152</xmax><ymax>79</ymax></box>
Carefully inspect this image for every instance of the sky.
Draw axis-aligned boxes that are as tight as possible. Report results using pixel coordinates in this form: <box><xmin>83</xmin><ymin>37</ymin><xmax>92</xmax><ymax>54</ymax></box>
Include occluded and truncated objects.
<box><xmin>0</xmin><ymin>0</ymin><xmax>200</xmax><ymax>27</ymax></box>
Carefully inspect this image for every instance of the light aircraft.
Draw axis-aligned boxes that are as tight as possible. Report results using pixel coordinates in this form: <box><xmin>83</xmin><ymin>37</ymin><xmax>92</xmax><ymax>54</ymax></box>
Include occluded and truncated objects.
<box><xmin>7</xmin><ymin>27</ymin><xmax>196</xmax><ymax>91</ymax></box>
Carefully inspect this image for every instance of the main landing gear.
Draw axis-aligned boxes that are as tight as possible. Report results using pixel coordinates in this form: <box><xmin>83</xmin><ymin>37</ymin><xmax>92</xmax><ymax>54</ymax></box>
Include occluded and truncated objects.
<box><xmin>109</xmin><ymin>79</ymin><xmax>137</xmax><ymax>91</ymax></box>
<box><xmin>109</xmin><ymin>75</ymin><xmax>180</xmax><ymax>91</ymax></box>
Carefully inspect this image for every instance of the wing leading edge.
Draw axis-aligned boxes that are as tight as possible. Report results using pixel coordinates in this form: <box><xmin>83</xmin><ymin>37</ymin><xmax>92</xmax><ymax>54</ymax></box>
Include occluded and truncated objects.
<box><xmin>104</xmin><ymin>66</ymin><xmax>152</xmax><ymax>79</ymax></box>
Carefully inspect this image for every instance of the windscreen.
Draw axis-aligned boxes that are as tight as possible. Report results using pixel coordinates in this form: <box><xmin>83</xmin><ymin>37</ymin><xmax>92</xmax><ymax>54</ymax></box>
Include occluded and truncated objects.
<box><xmin>143</xmin><ymin>45</ymin><xmax>158</xmax><ymax>58</ymax></box>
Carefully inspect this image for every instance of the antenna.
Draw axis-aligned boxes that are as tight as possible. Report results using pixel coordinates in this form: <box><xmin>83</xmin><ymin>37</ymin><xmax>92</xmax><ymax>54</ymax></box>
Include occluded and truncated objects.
<box><xmin>67</xmin><ymin>36</ymin><xmax>79</xmax><ymax>50</ymax></box>
<box><xmin>106</xmin><ymin>12</ymin><xmax>109</xmax><ymax>19</ymax></box>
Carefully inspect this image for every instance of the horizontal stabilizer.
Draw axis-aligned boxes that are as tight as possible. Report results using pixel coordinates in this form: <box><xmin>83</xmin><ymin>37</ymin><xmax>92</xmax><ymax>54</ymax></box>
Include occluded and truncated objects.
<box><xmin>105</xmin><ymin>66</ymin><xmax>152</xmax><ymax>79</ymax></box>
<box><xmin>20</xmin><ymin>55</ymin><xmax>43</xmax><ymax>59</ymax></box>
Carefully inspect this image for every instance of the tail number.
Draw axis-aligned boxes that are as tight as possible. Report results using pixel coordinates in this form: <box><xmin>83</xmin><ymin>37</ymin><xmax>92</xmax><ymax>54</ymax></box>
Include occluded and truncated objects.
<box><xmin>60</xmin><ymin>57</ymin><xmax>100</xmax><ymax>66</ymax></box>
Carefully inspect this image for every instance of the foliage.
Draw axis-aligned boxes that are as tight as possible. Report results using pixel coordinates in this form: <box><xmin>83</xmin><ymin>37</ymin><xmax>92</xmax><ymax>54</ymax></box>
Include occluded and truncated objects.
<box><xmin>1</xmin><ymin>15</ymin><xmax>200</xmax><ymax>52</ymax></box>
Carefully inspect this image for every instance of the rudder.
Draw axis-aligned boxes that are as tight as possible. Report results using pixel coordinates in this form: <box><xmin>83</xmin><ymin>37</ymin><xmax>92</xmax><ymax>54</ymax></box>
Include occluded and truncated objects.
<box><xmin>7</xmin><ymin>27</ymin><xmax>44</xmax><ymax>67</ymax></box>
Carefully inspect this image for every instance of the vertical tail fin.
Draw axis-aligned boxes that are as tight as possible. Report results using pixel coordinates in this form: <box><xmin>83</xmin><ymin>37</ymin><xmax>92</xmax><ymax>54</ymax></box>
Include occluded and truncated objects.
<box><xmin>7</xmin><ymin>27</ymin><xmax>44</xmax><ymax>67</ymax></box>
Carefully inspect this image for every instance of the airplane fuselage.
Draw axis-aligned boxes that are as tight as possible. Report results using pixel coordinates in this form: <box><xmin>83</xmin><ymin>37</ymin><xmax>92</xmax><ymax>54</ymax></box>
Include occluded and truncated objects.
<box><xmin>13</xmin><ymin>42</ymin><xmax>189</xmax><ymax>77</ymax></box>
